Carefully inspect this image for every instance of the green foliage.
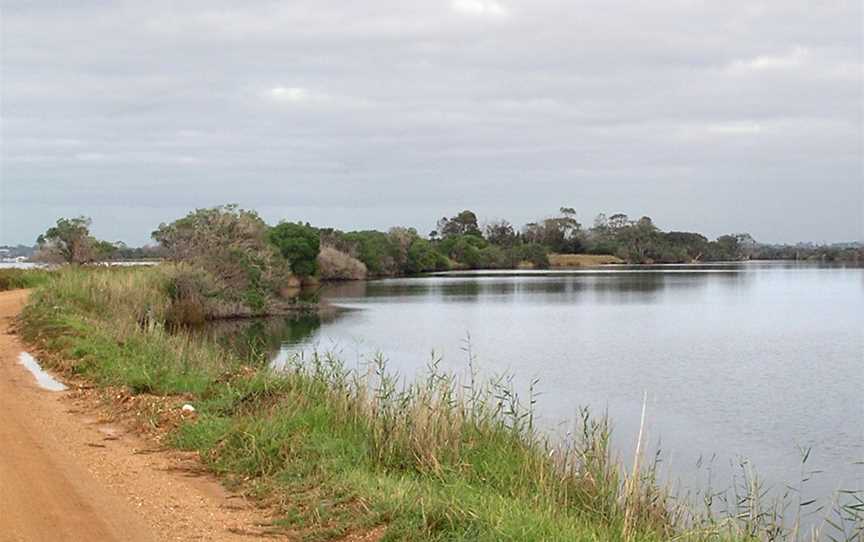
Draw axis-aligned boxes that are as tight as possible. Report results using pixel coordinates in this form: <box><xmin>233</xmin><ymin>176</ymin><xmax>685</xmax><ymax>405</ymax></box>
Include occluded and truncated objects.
<box><xmin>268</xmin><ymin>222</ymin><xmax>320</xmax><ymax>277</ymax></box>
<box><xmin>320</xmin><ymin>230</ymin><xmax>401</xmax><ymax>276</ymax></box>
<box><xmin>506</xmin><ymin>243</ymin><xmax>550</xmax><ymax>269</ymax></box>
<box><xmin>152</xmin><ymin>205</ymin><xmax>291</xmax><ymax>311</ymax></box>
<box><xmin>437</xmin><ymin>210</ymin><xmax>481</xmax><ymax>238</ymax></box>
<box><xmin>35</xmin><ymin>216</ymin><xmax>101</xmax><ymax>264</ymax></box>
<box><xmin>405</xmin><ymin>239</ymin><xmax>449</xmax><ymax>274</ymax></box>
<box><xmin>437</xmin><ymin>234</ymin><xmax>488</xmax><ymax>268</ymax></box>
<box><xmin>522</xmin><ymin>208</ymin><xmax>584</xmax><ymax>253</ymax></box>
<box><xmin>483</xmin><ymin>220</ymin><xmax>518</xmax><ymax>247</ymax></box>
<box><xmin>586</xmin><ymin>214</ymin><xmax>758</xmax><ymax>263</ymax></box>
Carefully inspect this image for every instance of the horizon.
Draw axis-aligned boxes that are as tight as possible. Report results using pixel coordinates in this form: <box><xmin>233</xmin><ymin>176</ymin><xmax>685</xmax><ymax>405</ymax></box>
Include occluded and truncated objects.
<box><xmin>2</xmin><ymin>1</ymin><xmax>862</xmax><ymax>246</ymax></box>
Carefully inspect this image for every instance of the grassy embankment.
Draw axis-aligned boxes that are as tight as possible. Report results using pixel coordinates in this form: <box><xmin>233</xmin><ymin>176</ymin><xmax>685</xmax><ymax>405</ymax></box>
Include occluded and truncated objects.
<box><xmin>0</xmin><ymin>268</ymin><xmax>51</xmax><ymax>291</ymax></box>
<box><xmin>548</xmin><ymin>254</ymin><xmax>625</xmax><ymax>268</ymax></box>
<box><xmin>19</xmin><ymin>265</ymin><xmax>837</xmax><ymax>541</ymax></box>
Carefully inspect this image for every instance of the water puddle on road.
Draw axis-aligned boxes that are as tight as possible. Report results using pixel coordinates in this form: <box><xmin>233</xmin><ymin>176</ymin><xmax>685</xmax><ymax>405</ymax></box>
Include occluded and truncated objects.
<box><xmin>18</xmin><ymin>352</ymin><xmax>67</xmax><ymax>391</ymax></box>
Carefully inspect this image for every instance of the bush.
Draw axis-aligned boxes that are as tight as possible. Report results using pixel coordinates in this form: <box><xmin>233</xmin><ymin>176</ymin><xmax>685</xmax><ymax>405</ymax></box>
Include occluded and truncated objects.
<box><xmin>268</xmin><ymin>222</ymin><xmax>320</xmax><ymax>277</ymax></box>
<box><xmin>317</xmin><ymin>245</ymin><xmax>367</xmax><ymax>281</ymax></box>
<box><xmin>331</xmin><ymin>230</ymin><xmax>399</xmax><ymax>276</ymax></box>
<box><xmin>406</xmin><ymin>239</ymin><xmax>450</xmax><ymax>274</ymax></box>
<box><xmin>506</xmin><ymin>243</ymin><xmax>550</xmax><ymax>269</ymax></box>
<box><xmin>162</xmin><ymin>266</ymin><xmax>222</xmax><ymax>325</ymax></box>
<box><xmin>152</xmin><ymin>205</ymin><xmax>292</xmax><ymax>310</ymax></box>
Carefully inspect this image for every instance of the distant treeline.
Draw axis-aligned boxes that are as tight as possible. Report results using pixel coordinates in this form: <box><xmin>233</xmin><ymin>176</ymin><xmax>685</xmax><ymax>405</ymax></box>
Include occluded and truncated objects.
<box><xmin>27</xmin><ymin>206</ymin><xmax>862</xmax><ymax>318</ymax></box>
<box><xmin>30</xmin><ymin>206</ymin><xmax>863</xmax><ymax>273</ymax></box>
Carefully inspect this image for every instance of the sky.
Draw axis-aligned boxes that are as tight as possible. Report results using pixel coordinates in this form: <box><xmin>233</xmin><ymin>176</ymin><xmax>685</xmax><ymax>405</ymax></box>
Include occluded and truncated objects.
<box><xmin>1</xmin><ymin>0</ymin><xmax>862</xmax><ymax>246</ymax></box>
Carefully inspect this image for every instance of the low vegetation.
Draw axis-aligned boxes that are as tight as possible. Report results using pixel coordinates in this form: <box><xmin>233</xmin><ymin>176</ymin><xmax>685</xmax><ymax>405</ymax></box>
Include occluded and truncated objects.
<box><xmin>0</xmin><ymin>268</ymin><xmax>51</xmax><ymax>291</ymax></box>
<box><xmin>549</xmin><ymin>254</ymin><xmax>625</xmax><ymax>268</ymax></box>
<box><xmin>18</xmin><ymin>266</ymin><xmax>862</xmax><ymax>541</ymax></box>
<box><xmin>317</xmin><ymin>245</ymin><xmax>368</xmax><ymax>281</ymax></box>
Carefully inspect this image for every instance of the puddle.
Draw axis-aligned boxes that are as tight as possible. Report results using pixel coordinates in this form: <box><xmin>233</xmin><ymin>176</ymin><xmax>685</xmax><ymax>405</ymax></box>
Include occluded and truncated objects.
<box><xmin>18</xmin><ymin>352</ymin><xmax>67</xmax><ymax>391</ymax></box>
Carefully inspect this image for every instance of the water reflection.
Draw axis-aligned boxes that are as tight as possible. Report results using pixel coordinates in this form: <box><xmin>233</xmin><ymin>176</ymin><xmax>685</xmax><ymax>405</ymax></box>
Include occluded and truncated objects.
<box><xmin>325</xmin><ymin>268</ymin><xmax>754</xmax><ymax>306</ymax></box>
<box><xmin>193</xmin><ymin>311</ymin><xmax>339</xmax><ymax>363</ymax></box>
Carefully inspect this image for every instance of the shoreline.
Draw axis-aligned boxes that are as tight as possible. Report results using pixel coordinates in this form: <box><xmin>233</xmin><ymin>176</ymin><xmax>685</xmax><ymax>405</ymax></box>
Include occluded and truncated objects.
<box><xmin>13</xmin><ymin>265</ymin><xmax>860</xmax><ymax>540</ymax></box>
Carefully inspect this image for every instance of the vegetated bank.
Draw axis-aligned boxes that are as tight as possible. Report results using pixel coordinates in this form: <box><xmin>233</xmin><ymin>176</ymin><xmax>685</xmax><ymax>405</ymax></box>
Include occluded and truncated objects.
<box><xmin>0</xmin><ymin>268</ymin><xmax>52</xmax><ymax>292</ymax></box>
<box><xmin>30</xmin><ymin>205</ymin><xmax>862</xmax><ymax>289</ymax></box>
<box><xmin>18</xmin><ymin>266</ymin><xmax>862</xmax><ymax>541</ymax></box>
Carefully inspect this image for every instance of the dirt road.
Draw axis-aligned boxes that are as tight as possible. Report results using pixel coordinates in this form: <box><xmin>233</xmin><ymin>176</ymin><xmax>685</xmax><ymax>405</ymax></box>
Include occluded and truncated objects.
<box><xmin>0</xmin><ymin>289</ymin><xmax>273</xmax><ymax>542</ymax></box>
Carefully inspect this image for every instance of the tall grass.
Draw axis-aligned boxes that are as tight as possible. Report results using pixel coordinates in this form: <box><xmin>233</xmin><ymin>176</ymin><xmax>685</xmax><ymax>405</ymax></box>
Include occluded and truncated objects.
<box><xmin>19</xmin><ymin>266</ymin><xmax>862</xmax><ymax>541</ymax></box>
<box><xmin>0</xmin><ymin>267</ymin><xmax>51</xmax><ymax>291</ymax></box>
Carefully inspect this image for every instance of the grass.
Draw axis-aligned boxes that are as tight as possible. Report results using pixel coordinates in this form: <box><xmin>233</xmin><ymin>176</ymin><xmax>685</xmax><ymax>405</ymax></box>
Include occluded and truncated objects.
<box><xmin>18</xmin><ymin>266</ymin><xmax>862</xmax><ymax>541</ymax></box>
<box><xmin>0</xmin><ymin>267</ymin><xmax>51</xmax><ymax>291</ymax></box>
<box><xmin>549</xmin><ymin>254</ymin><xmax>625</xmax><ymax>267</ymax></box>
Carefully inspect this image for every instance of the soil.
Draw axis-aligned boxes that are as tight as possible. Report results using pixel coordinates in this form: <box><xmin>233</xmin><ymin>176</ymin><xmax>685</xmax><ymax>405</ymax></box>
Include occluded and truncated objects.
<box><xmin>0</xmin><ymin>289</ymin><xmax>278</xmax><ymax>542</ymax></box>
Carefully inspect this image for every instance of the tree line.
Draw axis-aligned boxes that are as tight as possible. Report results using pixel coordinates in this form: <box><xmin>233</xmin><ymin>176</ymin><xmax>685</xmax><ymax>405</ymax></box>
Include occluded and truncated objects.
<box><xmin>34</xmin><ymin>206</ymin><xmax>864</xmax><ymax>277</ymax></box>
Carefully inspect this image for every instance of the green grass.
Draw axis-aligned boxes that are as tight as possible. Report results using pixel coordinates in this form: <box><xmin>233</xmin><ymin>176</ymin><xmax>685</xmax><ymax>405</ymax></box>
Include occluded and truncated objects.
<box><xmin>0</xmin><ymin>267</ymin><xmax>51</xmax><ymax>291</ymax></box>
<box><xmin>18</xmin><ymin>266</ymin><xmax>862</xmax><ymax>541</ymax></box>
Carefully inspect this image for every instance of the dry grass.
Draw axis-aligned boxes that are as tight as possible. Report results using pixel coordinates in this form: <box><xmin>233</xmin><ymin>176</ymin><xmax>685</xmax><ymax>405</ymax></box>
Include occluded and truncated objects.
<box><xmin>549</xmin><ymin>253</ymin><xmax>625</xmax><ymax>267</ymax></box>
<box><xmin>317</xmin><ymin>245</ymin><xmax>368</xmax><ymax>281</ymax></box>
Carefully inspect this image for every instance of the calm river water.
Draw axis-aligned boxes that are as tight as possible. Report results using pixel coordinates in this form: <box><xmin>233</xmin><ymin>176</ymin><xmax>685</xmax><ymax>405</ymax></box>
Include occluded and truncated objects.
<box><xmin>217</xmin><ymin>262</ymin><xmax>864</xmax><ymax>504</ymax></box>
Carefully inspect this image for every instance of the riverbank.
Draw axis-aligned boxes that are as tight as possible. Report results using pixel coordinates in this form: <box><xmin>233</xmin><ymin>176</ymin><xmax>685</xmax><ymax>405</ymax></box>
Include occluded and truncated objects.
<box><xmin>548</xmin><ymin>253</ymin><xmax>625</xmax><ymax>267</ymax></box>
<box><xmin>16</xmin><ymin>265</ymin><xmax>853</xmax><ymax>541</ymax></box>
<box><xmin>0</xmin><ymin>267</ymin><xmax>52</xmax><ymax>291</ymax></box>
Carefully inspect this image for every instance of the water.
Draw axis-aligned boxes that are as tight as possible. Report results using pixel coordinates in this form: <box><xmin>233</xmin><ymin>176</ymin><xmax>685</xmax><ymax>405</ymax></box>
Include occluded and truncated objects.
<box><xmin>18</xmin><ymin>352</ymin><xmax>67</xmax><ymax>391</ymax></box>
<box><xmin>213</xmin><ymin>262</ymin><xmax>864</xmax><ymax>505</ymax></box>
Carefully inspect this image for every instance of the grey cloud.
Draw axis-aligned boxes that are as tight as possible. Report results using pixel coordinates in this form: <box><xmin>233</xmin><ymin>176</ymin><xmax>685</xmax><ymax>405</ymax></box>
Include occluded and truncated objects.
<box><xmin>1</xmin><ymin>0</ymin><xmax>861</xmax><ymax>246</ymax></box>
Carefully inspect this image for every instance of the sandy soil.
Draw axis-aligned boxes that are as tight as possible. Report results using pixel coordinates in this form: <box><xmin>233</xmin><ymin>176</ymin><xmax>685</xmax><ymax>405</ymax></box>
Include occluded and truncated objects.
<box><xmin>0</xmin><ymin>289</ymin><xmax>278</xmax><ymax>542</ymax></box>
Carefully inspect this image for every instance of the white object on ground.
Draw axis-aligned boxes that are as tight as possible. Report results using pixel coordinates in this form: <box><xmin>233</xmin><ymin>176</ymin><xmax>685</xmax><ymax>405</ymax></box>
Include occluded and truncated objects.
<box><xmin>18</xmin><ymin>352</ymin><xmax>67</xmax><ymax>391</ymax></box>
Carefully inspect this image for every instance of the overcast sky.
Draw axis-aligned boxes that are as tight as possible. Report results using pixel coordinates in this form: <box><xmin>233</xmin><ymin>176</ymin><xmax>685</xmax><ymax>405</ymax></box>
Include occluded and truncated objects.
<box><xmin>1</xmin><ymin>0</ymin><xmax>862</xmax><ymax>246</ymax></box>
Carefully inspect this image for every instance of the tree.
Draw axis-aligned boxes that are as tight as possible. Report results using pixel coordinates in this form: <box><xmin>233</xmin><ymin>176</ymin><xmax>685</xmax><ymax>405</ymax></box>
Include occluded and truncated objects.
<box><xmin>614</xmin><ymin>216</ymin><xmax>659</xmax><ymax>263</ymax></box>
<box><xmin>608</xmin><ymin>213</ymin><xmax>630</xmax><ymax>230</ymax></box>
<box><xmin>663</xmin><ymin>232</ymin><xmax>709</xmax><ymax>262</ymax></box>
<box><xmin>388</xmin><ymin>227</ymin><xmax>419</xmax><ymax>271</ymax></box>
<box><xmin>710</xmin><ymin>233</ymin><xmax>757</xmax><ymax>261</ymax></box>
<box><xmin>484</xmin><ymin>220</ymin><xmax>518</xmax><ymax>247</ymax></box>
<box><xmin>437</xmin><ymin>210</ymin><xmax>481</xmax><ymax>238</ymax></box>
<box><xmin>35</xmin><ymin>216</ymin><xmax>97</xmax><ymax>264</ymax></box>
<box><xmin>338</xmin><ymin>230</ymin><xmax>399</xmax><ymax>276</ymax></box>
<box><xmin>93</xmin><ymin>240</ymin><xmax>121</xmax><ymax>260</ymax></box>
<box><xmin>522</xmin><ymin>208</ymin><xmax>583</xmax><ymax>253</ymax></box>
<box><xmin>406</xmin><ymin>238</ymin><xmax>449</xmax><ymax>273</ymax></box>
<box><xmin>268</xmin><ymin>222</ymin><xmax>320</xmax><ymax>277</ymax></box>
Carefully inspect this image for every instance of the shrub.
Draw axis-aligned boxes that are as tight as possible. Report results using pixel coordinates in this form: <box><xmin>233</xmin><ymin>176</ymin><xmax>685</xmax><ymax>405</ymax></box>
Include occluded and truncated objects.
<box><xmin>152</xmin><ymin>205</ymin><xmax>292</xmax><ymax>309</ymax></box>
<box><xmin>506</xmin><ymin>243</ymin><xmax>550</xmax><ymax>269</ymax></box>
<box><xmin>162</xmin><ymin>266</ymin><xmax>222</xmax><ymax>325</ymax></box>
<box><xmin>406</xmin><ymin>238</ymin><xmax>449</xmax><ymax>274</ymax></box>
<box><xmin>268</xmin><ymin>222</ymin><xmax>320</xmax><ymax>277</ymax></box>
<box><xmin>317</xmin><ymin>245</ymin><xmax>367</xmax><ymax>280</ymax></box>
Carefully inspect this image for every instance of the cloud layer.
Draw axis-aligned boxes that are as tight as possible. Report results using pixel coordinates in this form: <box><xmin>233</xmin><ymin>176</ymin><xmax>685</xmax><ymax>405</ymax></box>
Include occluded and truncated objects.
<box><xmin>2</xmin><ymin>0</ymin><xmax>861</xmax><ymax>245</ymax></box>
